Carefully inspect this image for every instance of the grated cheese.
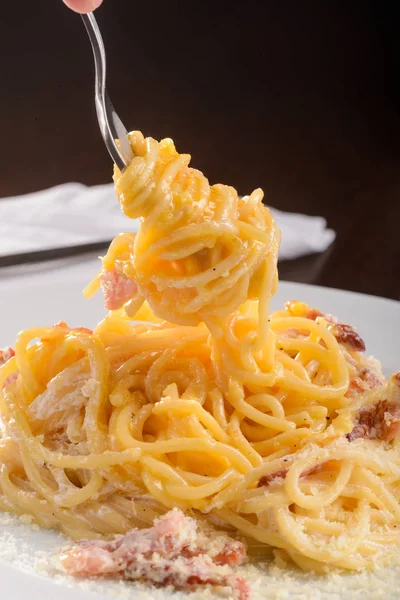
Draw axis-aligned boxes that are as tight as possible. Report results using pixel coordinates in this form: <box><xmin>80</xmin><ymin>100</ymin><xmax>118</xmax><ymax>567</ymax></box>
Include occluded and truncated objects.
<box><xmin>0</xmin><ymin>512</ymin><xmax>399</xmax><ymax>599</ymax></box>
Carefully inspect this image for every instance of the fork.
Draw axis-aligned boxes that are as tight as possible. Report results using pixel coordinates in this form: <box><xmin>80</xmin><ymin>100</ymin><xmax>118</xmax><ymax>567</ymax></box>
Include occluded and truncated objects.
<box><xmin>81</xmin><ymin>12</ymin><xmax>133</xmax><ymax>171</ymax></box>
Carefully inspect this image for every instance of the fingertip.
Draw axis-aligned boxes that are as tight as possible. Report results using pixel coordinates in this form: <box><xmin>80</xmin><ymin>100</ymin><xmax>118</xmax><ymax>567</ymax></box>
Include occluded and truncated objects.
<box><xmin>63</xmin><ymin>0</ymin><xmax>103</xmax><ymax>14</ymax></box>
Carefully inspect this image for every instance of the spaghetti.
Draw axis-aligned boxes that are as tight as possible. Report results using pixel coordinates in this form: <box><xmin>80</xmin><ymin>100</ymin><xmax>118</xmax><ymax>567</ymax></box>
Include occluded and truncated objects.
<box><xmin>1</xmin><ymin>131</ymin><xmax>400</xmax><ymax>574</ymax></box>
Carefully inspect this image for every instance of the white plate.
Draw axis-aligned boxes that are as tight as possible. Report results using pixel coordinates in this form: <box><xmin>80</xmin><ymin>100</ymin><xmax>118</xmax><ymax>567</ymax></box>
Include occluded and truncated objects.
<box><xmin>1</xmin><ymin>266</ymin><xmax>400</xmax><ymax>599</ymax></box>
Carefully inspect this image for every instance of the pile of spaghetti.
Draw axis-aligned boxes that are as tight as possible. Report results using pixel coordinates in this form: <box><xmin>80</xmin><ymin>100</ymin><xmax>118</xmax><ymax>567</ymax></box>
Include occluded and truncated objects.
<box><xmin>1</xmin><ymin>131</ymin><xmax>400</xmax><ymax>575</ymax></box>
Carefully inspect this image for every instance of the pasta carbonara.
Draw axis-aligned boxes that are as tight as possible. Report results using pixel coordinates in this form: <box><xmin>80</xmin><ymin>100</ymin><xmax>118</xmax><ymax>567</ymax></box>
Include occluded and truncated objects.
<box><xmin>1</xmin><ymin>131</ymin><xmax>400</xmax><ymax>578</ymax></box>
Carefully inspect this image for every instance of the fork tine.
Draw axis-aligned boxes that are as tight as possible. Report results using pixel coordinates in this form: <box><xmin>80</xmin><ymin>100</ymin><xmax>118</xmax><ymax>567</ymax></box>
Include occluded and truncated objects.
<box><xmin>81</xmin><ymin>13</ymin><xmax>132</xmax><ymax>171</ymax></box>
<box><xmin>104</xmin><ymin>92</ymin><xmax>134</xmax><ymax>165</ymax></box>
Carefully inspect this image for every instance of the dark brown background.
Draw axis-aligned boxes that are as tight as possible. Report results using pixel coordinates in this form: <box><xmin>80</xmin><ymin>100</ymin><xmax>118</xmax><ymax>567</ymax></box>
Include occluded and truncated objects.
<box><xmin>1</xmin><ymin>1</ymin><xmax>399</xmax><ymax>300</ymax></box>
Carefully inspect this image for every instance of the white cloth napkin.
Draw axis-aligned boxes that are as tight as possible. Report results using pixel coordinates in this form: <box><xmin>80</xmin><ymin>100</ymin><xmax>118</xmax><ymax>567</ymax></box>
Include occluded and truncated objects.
<box><xmin>0</xmin><ymin>183</ymin><xmax>335</xmax><ymax>260</ymax></box>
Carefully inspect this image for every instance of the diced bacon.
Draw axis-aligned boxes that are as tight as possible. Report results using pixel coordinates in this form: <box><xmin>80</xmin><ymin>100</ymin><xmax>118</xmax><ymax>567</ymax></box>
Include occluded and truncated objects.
<box><xmin>348</xmin><ymin>367</ymin><xmax>384</xmax><ymax>397</ymax></box>
<box><xmin>125</xmin><ymin>555</ymin><xmax>249</xmax><ymax>600</ymax></box>
<box><xmin>234</xmin><ymin>577</ymin><xmax>250</xmax><ymax>600</ymax></box>
<box><xmin>347</xmin><ymin>375</ymin><xmax>400</xmax><ymax>442</ymax></box>
<box><xmin>284</xmin><ymin>301</ymin><xmax>368</xmax><ymax>353</ymax></box>
<box><xmin>389</xmin><ymin>373</ymin><xmax>400</xmax><ymax>403</ymax></box>
<box><xmin>359</xmin><ymin>367</ymin><xmax>384</xmax><ymax>388</ymax></box>
<box><xmin>329</xmin><ymin>323</ymin><xmax>366</xmax><ymax>352</ymax></box>
<box><xmin>60</xmin><ymin>508</ymin><xmax>248</xmax><ymax>599</ymax></box>
<box><xmin>380</xmin><ymin>406</ymin><xmax>400</xmax><ymax>441</ymax></box>
<box><xmin>100</xmin><ymin>267</ymin><xmax>138</xmax><ymax>310</ymax></box>
<box><xmin>346</xmin><ymin>412</ymin><xmax>373</xmax><ymax>443</ymax></box>
<box><xmin>381</xmin><ymin>374</ymin><xmax>400</xmax><ymax>440</ymax></box>
<box><xmin>258</xmin><ymin>463</ymin><xmax>326</xmax><ymax>488</ymax></box>
<box><xmin>0</xmin><ymin>347</ymin><xmax>17</xmax><ymax>387</ymax></box>
<box><xmin>0</xmin><ymin>347</ymin><xmax>15</xmax><ymax>367</ymax></box>
<box><xmin>213</xmin><ymin>541</ymin><xmax>247</xmax><ymax>567</ymax></box>
<box><xmin>258</xmin><ymin>468</ymin><xmax>289</xmax><ymax>487</ymax></box>
<box><xmin>307</xmin><ymin>308</ymin><xmax>323</xmax><ymax>321</ymax></box>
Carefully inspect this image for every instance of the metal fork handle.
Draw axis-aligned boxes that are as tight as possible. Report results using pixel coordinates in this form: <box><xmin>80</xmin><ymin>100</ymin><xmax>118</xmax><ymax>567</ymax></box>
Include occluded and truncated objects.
<box><xmin>81</xmin><ymin>13</ymin><xmax>133</xmax><ymax>171</ymax></box>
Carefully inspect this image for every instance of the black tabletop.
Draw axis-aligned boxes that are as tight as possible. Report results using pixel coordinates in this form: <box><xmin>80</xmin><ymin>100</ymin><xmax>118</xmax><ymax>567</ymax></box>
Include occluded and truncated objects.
<box><xmin>1</xmin><ymin>1</ymin><xmax>399</xmax><ymax>300</ymax></box>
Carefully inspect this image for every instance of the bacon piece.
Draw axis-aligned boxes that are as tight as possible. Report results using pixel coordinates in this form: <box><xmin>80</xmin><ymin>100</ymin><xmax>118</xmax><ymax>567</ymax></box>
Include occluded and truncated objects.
<box><xmin>100</xmin><ymin>267</ymin><xmax>138</xmax><ymax>310</ymax></box>
<box><xmin>348</xmin><ymin>367</ymin><xmax>384</xmax><ymax>398</ymax></box>
<box><xmin>347</xmin><ymin>375</ymin><xmax>400</xmax><ymax>442</ymax></box>
<box><xmin>125</xmin><ymin>555</ymin><xmax>249</xmax><ymax>600</ymax></box>
<box><xmin>389</xmin><ymin>373</ymin><xmax>400</xmax><ymax>400</ymax></box>
<box><xmin>346</xmin><ymin>410</ymin><xmax>374</xmax><ymax>442</ymax></box>
<box><xmin>329</xmin><ymin>323</ymin><xmax>366</xmax><ymax>352</ymax></box>
<box><xmin>258</xmin><ymin>468</ymin><xmax>289</xmax><ymax>487</ymax></box>
<box><xmin>307</xmin><ymin>308</ymin><xmax>323</xmax><ymax>321</ymax></box>
<box><xmin>381</xmin><ymin>374</ymin><xmax>400</xmax><ymax>441</ymax></box>
<box><xmin>258</xmin><ymin>463</ymin><xmax>326</xmax><ymax>488</ymax></box>
<box><xmin>0</xmin><ymin>347</ymin><xmax>15</xmax><ymax>367</ymax></box>
<box><xmin>359</xmin><ymin>367</ymin><xmax>384</xmax><ymax>388</ymax></box>
<box><xmin>284</xmin><ymin>301</ymin><xmax>368</xmax><ymax>353</ymax></box>
<box><xmin>60</xmin><ymin>508</ymin><xmax>248</xmax><ymax>599</ymax></box>
<box><xmin>213</xmin><ymin>541</ymin><xmax>247</xmax><ymax>567</ymax></box>
<box><xmin>0</xmin><ymin>347</ymin><xmax>17</xmax><ymax>387</ymax></box>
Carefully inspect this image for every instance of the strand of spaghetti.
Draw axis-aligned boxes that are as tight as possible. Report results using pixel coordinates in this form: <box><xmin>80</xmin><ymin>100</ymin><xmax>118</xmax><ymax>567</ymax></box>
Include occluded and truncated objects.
<box><xmin>351</xmin><ymin>467</ymin><xmax>400</xmax><ymax>520</ymax></box>
<box><xmin>246</xmin><ymin>393</ymin><xmax>285</xmax><ymax>417</ymax></box>
<box><xmin>130</xmin><ymin>404</ymin><xmax>154</xmax><ymax>440</ymax></box>
<box><xmin>83</xmin><ymin>503</ymin><xmax>134</xmax><ymax>535</ymax></box>
<box><xmin>232</xmin><ymin>219</ymin><xmax>272</xmax><ymax>244</ymax></box>
<box><xmin>54</xmin><ymin>473</ymin><xmax>104</xmax><ymax>508</ymax></box>
<box><xmin>106</xmin><ymin>329</ymin><xmax>207</xmax><ymax>359</ymax></box>
<box><xmin>150</xmin><ymin>243</ymin><xmax>247</xmax><ymax>290</ymax></box>
<box><xmin>228</xmin><ymin>380</ymin><xmax>294</xmax><ymax>432</ymax></box>
<box><xmin>340</xmin><ymin>484</ymin><xmax>393</xmax><ymax>512</ymax></box>
<box><xmin>141</xmin><ymin>469</ymin><xmax>190</xmax><ymax>511</ymax></box>
<box><xmin>139</xmin><ymin>456</ymin><xmax>188</xmax><ymax>485</ymax></box>
<box><xmin>109</xmin><ymin>375</ymin><xmax>147</xmax><ymax>407</ymax></box>
<box><xmin>275</xmin><ymin>350</ymin><xmax>311</xmax><ymax>381</ymax></box>
<box><xmin>252</xmin><ymin>427</ymin><xmax>311</xmax><ymax>455</ymax></box>
<box><xmin>0</xmin><ymin>467</ymin><xmax>102</xmax><ymax>539</ymax></box>
<box><xmin>151</xmin><ymin>399</ymin><xmax>230</xmax><ymax>443</ymax></box>
<box><xmin>13</xmin><ymin>329</ymin><xmax>51</xmax><ymax>399</ymax></box>
<box><xmin>165</xmin><ymin>469</ymin><xmax>239</xmax><ymax>501</ymax></box>
<box><xmin>288</xmin><ymin>550</ymin><xmax>364</xmax><ymax>572</ymax></box>
<box><xmin>138</xmin><ymin>438</ymin><xmax>253</xmax><ymax>473</ymax></box>
<box><xmin>26</xmin><ymin>436</ymin><xmax>252</xmax><ymax>473</ymax></box>
<box><xmin>150</xmin><ymin>222</ymin><xmax>234</xmax><ymax>259</ymax></box>
<box><xmin>227</xmin><ymin>414</ymin><xmax>263</xmax><ymax>467</ymax></box>
<box><xmin>26</xmin><ymin>439</ymin><xmax>142</xmax><ymax>468</ymax></box>
<box><xmin>237</xmin><ymin>491</ymin><xmax>289</xmax><ymax>513</ymax></box>
<box><xmin>273</xmin><ymin>500</ymin><xmax>370</xmax><ymax>563</ymax></box>
<box><xmin>214</xmin><ymin>507</ymin><xmax>288</xmax><ymax>550</ymax></box>
<box><xmin>209</xmin><ymin>388</ymin><xmax>228</xmax><ymax>429</ymax></box>
<box><xmin>275</xmin><ymin>339</ymin><xmax>330</xmax><ymax>366</ymax></box>
<box><xmin>207</xmin><ymin>455</ymin><xmax>302</xmax><ymax>510</ymax></box>
<box><xmin>278</xmin><ymin>371</ymin><xmax>348</xmax><ymax>401</ymax></box>
<box><xmin>110</xmin><ymin>495</ymin><xmax>163</xmax><ymax>526</ymax></box>
<box><xmin>174</xmin><ymin>471</ymin><xmax>212</xmax><ymax>486</ymax></box>
<box><xmin>284</xmin><ymin>458</ymin><xmax>353</xmax><ymax>509</ymax></box>
<box><xmin>256</xmin><ymin>227</ymin><xmax>280</xmax><ymax>351</ymax></box>
<box><xmin>325</xmin><ymin>442</ymin><xmax>399</xmax><ymax>475</ymax></box>
<box><xmin>113</xmin><ymin>350</ymin><xmax>163</xmax><ymax>381</ymax></box>
<box><xmin>18</xmin><ymin>445</ymin><xmax>59</xmax><ymax>503</ymax></box>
